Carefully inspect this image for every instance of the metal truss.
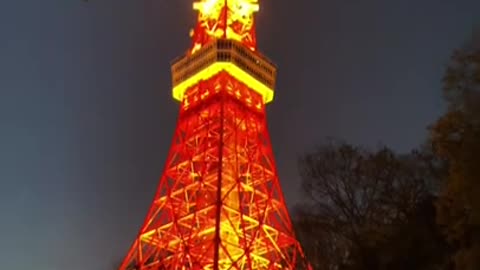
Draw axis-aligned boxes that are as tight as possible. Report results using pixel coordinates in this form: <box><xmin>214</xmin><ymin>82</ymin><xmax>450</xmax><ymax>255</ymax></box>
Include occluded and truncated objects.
<box><xmin>119</xmin><ymin>72</ymin><xmax>312</xmax><ymax>270</ymax></box>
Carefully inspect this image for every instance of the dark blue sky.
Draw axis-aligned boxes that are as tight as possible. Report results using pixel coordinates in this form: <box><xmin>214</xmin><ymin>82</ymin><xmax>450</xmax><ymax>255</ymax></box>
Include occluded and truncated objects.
<box><xmin>1</xmin><ymin>0</ymin><xmax>479</xmax><ymax>269</ymax></box>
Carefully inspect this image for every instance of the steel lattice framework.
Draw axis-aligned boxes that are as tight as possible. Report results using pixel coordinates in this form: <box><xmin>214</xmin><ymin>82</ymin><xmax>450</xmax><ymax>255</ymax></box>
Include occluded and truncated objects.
<box><xmin>119</xmin><ymin>1</ymin><xmax>312</xmax><ymax>269</ymax></box>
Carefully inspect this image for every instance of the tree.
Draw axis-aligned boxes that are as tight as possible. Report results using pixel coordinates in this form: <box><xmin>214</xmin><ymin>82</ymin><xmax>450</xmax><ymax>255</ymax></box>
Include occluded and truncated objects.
<box><xmin>295</xmin><ymin>141</ymin><xmax>448</xmax><ymax>270</ymax></box>
<box><xmin>430</xmin><ymin>42</ymin><xmax>480</xmax><ymax>270</ymax></box>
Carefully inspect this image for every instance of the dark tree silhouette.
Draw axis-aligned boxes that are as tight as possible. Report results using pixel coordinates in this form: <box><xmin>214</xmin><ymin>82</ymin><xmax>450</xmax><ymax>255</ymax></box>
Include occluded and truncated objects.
<box><xmin>294</xmin><ymin>141</ymin><xmax>449</xmax><ymax>270</ymax></box>
<box><xmin>430</xmin><ymin>39</ymin><xmax>480</xmax><ymax>270</ymax></box>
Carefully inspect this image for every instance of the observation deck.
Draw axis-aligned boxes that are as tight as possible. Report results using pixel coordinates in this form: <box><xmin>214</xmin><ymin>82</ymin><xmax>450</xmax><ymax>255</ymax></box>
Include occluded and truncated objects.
<box><xmin>171</xmin><ymin>39</ymin><xmax>277</xmax><ymax>103</ymax></box>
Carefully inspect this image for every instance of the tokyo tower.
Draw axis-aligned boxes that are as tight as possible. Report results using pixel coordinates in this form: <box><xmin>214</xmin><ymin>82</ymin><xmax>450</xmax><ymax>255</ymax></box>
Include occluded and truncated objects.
<box><xmin>119</xmin><ymin>0</ymin><xmax>312</xmax><ymax>269</ymax></box>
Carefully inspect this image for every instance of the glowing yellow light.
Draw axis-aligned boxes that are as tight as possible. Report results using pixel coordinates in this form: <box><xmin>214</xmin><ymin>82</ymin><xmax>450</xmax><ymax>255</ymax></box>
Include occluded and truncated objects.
<box><xmin>231</xmin><ymin>0</ymin><xmax>259</xmax><ymax>17</ymax></box>
<box><xmin>193</xmin><ymin>0</ymin><xmax>222</xmax><ymax>16</ymax></box>
<box><xmin>172</xmin><ymin>62</ymin><xmax>274</xmax><ymax>103</ymax></box>
<box><xmin>193</xmin><ymin>0</ymin><xmax>259</xmax><ymax>16</ymax></box>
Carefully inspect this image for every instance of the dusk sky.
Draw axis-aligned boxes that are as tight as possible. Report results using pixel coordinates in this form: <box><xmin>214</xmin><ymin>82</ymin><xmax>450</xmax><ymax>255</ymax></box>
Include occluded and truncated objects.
<box><xmin>1</xmin><ymin>0</ymin><xmax>480</xmax><ymax>269</ymax></box>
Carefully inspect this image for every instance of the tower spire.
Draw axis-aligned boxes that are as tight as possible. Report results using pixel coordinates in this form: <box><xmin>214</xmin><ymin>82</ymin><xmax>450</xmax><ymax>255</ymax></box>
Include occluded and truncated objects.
<box><xmin>190</xmin><ymin>0</ymin><xmax>259</xmax><ymax>54</ymax></box>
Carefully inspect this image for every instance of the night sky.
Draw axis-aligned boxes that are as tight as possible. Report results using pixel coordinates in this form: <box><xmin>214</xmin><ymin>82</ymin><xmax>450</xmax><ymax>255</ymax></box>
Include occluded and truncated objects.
<box><xmin>1</xmin><ymin>0</ymin><xmax>480</xmax><ymax>269</ymax></box>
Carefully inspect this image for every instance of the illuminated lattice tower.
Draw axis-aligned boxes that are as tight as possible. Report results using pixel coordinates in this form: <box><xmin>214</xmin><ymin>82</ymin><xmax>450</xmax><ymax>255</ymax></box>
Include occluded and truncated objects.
<box><xmin>119</xmin><ymin>1</ymin><xmax>312</xmax><ymax>269</ymax></box>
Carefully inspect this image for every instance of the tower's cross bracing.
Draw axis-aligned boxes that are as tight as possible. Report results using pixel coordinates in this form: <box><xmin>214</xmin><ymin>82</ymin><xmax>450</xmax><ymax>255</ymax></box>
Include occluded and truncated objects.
<box><xmin>118</xmin><ymin>1</ymin><xmax>312</xmax><ymax>269</ymax></box>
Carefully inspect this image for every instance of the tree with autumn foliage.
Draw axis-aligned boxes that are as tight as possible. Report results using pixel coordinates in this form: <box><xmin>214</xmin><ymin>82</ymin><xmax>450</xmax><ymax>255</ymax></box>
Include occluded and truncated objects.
<box><xmin>430</xmin><ymin>40</ymin><xmax>480</xmax><ymax>270</ymax></box>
